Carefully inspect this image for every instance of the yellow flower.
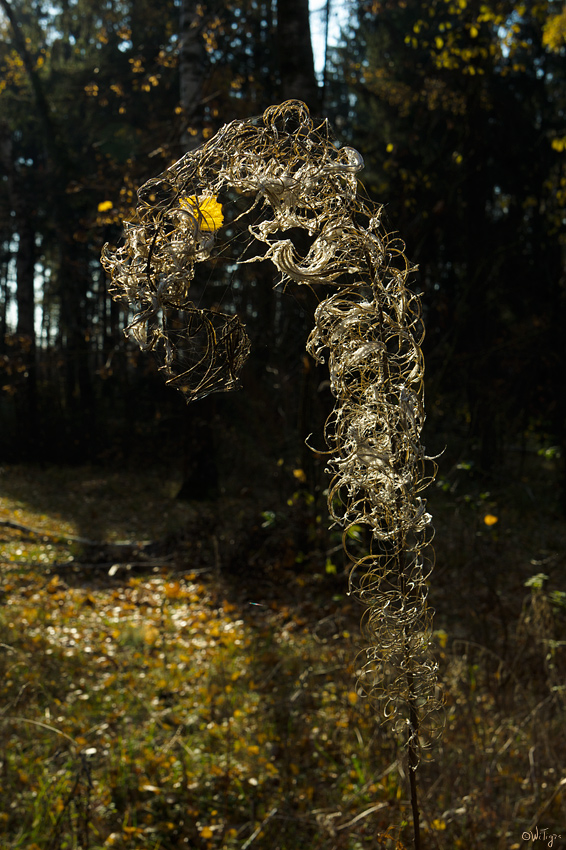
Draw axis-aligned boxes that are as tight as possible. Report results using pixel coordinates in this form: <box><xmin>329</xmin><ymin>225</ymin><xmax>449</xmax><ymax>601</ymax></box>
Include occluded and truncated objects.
<box><xmin>98</xmin><ymin>200</ymin><xmax>113</xmax><ymax>212</ymax></box>
<box><xmin>179</xmin><ymin>194</ymin><xmax>224</xmax><ymax>231</ymax></box>
<box><xmin>483</xmin><ymin>514</ymin><xmax>498</xmax><ymax>526</ymax></box>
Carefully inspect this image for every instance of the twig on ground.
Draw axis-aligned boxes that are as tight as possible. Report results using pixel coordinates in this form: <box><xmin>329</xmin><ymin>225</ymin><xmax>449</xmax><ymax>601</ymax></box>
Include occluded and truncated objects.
<box><xmin>241</xmin><ymin>807</ymin><xmax>278</xmax><ymax>849</ymax></box>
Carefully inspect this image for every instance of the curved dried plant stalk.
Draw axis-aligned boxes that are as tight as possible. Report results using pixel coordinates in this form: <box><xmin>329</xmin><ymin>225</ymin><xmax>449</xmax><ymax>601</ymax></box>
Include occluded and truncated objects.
<box><xmin>102</xmin><ymin>100</ymin><xmax>442</xmax><ymax>818</ymax></box>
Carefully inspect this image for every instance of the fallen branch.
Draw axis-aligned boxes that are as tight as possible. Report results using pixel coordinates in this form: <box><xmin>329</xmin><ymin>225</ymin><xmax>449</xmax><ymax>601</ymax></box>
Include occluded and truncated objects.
<box><xmin>241</xmin><ymin>808</ymin><xmax>278</xmax><ymax>849</ymax></box>
<box><xmin>0</xmin><ymin>518</ymin><xmax>145</xmax><ymax>549</ymax></box>
<box><xmin>336</xmin><ymin>803</ymin><xmax>389</xmax><ymax>831</ymax></box>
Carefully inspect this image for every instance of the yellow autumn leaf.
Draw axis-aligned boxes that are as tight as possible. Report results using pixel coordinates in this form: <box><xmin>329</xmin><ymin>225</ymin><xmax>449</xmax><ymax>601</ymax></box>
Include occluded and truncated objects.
<box><xmin>164</xmin><ymin>580</ymin><xmax>182</xmax><ymax>598</ymax></box>
<box><xmin>179</xmin><ymin>195</ymin><xmax>224</xmax><ymax>231</ymax></box>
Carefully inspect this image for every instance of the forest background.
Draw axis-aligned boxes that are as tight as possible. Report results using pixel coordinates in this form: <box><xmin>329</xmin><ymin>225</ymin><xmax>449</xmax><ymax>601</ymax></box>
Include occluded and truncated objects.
<box><xmin>1</xmin><ymin>0</ymin><xmax>566</xmax><ymax>847</ymax></box>
<box><xmin>2</xmin><ymin>0</ymin><xmax>566</xmax><ymax>480</ymax></box>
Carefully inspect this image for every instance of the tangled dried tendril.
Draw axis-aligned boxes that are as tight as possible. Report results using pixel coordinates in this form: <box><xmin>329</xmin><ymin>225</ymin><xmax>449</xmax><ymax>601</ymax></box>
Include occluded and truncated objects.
<box><xmin>102</xmin><ymin>100</ymin><xmax>443</xmax><ymax>756</ymax></box>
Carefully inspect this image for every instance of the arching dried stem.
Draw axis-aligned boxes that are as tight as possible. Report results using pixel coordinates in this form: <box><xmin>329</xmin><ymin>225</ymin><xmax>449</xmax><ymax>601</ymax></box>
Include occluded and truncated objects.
<box><xmin>102</xmin><ymin>100</ymin><xmax>443</xmax><ymax>842</ymax></box>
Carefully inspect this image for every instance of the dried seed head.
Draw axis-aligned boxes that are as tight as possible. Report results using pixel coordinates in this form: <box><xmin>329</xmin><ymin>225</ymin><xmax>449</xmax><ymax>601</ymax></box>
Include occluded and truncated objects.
<box><xmin>102</xmin><ymin>100</ymin><xmax>443</xmax><ymax>753</ymax></box>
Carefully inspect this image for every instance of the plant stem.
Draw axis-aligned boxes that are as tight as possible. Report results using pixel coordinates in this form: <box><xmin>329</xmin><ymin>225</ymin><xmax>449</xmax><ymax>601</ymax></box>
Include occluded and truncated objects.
<box><xmin>407</xmin><ymin>668</ymin><xmax>421</xmax><ymax>850</ymax></box>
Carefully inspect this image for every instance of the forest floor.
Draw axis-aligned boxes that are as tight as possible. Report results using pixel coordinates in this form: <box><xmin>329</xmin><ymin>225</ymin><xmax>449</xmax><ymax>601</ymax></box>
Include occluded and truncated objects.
<box><xmin>0</xmin><ymin>459</ymin><xmax>565</xmax><ymax>850</ymax></box>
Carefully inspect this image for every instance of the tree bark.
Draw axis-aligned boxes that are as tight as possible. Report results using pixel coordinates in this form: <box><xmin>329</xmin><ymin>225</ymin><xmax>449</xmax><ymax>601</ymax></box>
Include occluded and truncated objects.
<box><xmin>179</xmin><ymin>0</ymin><xmax>208</xmax><ymax>148</ymax></box>
<box><xmin>177</xmin><ymin>0</ymin><xmax>221</xmax><ymax>496</ymax></box>
<box><xmin>277</xmin><ymin>0</ymin><xmax>320</xmax><ymax>112</ymax></box>
<box><xmin>0</xmin><ymin>120</ymin><xmax>39</xmax><ymax>456</ymax></box>
<box><xmin>16</xmin><ymin>218</ymin><xmax>35</xmax><ymax>344</ymax></box>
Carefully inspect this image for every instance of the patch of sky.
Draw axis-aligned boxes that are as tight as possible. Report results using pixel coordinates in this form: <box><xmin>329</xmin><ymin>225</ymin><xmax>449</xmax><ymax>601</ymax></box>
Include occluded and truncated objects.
<box><xmin>310</xmin><ymin>0</ymin><xmax>351</xmax><ymax>81</ymax></box>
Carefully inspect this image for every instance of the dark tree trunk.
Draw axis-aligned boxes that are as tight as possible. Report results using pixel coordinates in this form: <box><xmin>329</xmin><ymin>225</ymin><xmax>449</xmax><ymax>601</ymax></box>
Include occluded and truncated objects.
<box><xmin>179</xmin><ymin>0</ymin><xmax>208</xmax><ymax>148</ymax></box>
<box><xmin>277</xmin><ymin>0</ymin><xmax>320</xmax><ymax>111</ymax></box>
<box><xmin>176</xmin><ymin>0</ymin><xmax>221</xmax><ymax>495</ymax></box>
<box><xmin>0</xmin><ymin>120</ymin><xmax>39</xmax><ymax>457</ymax></box>
<box><xmin>15</xmin><ymin>212</ymin><xmax>39</xmax><ymax>459</ymax></box>
<box><xmin>16</xmin><ymin>218</ymin><xmax>35</xmax><ymax>344</ymax></box>
<box><xmin>58</xmin><ymin>238</ymin><xmax>96</xmax><ymax>459</ymax></box>
<box><xmin>177</xmin><ymin>396</ymin><xmax>219</xmax><ymax>501</ymax></box>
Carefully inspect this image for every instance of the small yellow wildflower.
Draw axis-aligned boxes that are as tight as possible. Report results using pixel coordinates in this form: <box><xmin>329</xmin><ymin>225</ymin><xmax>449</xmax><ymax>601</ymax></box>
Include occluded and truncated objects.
<box><xmin>483</xmin><ymin>514</ymin><xmax>498</xmax><ymax>526</ymax></box>
<box><xmin>179</xmin><ymin>195</ymin><xmax>224</xmax><ymax>231</ymax></box>
<box><xmin>98</xmin><ymin>200</ymin><xmax>113</xmax><ymax>212</ymax></box>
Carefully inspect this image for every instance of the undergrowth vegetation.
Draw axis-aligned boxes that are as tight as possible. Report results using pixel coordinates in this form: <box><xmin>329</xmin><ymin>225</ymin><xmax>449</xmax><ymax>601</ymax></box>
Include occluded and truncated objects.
<box><xmin>1</xmin><ymin>461</ymin><xmax>565</xmax><ymax>849</ymax></box>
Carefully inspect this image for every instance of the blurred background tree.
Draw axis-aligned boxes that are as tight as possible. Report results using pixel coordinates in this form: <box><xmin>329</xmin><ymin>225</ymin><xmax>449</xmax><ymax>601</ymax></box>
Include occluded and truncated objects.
<box><xmin>0</xmin><ymin>0</ymin><xmax>565</xmax><ymax>505</ymax></box>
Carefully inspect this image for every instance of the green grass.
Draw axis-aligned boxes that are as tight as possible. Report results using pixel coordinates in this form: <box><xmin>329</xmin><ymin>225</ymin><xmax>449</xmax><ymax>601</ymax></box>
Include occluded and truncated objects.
<box><xmin>1</xmin><ymin>462</ymin><xmax>565</xmax><ymax>849</ymax></box>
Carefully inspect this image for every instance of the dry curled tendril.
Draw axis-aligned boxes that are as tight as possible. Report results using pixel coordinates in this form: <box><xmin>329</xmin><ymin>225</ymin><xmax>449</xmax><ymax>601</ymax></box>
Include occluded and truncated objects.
<box><xmin>102</xmin><ymin>100</ymin><xmax>443</xmax><ymax>756</ymax></box>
